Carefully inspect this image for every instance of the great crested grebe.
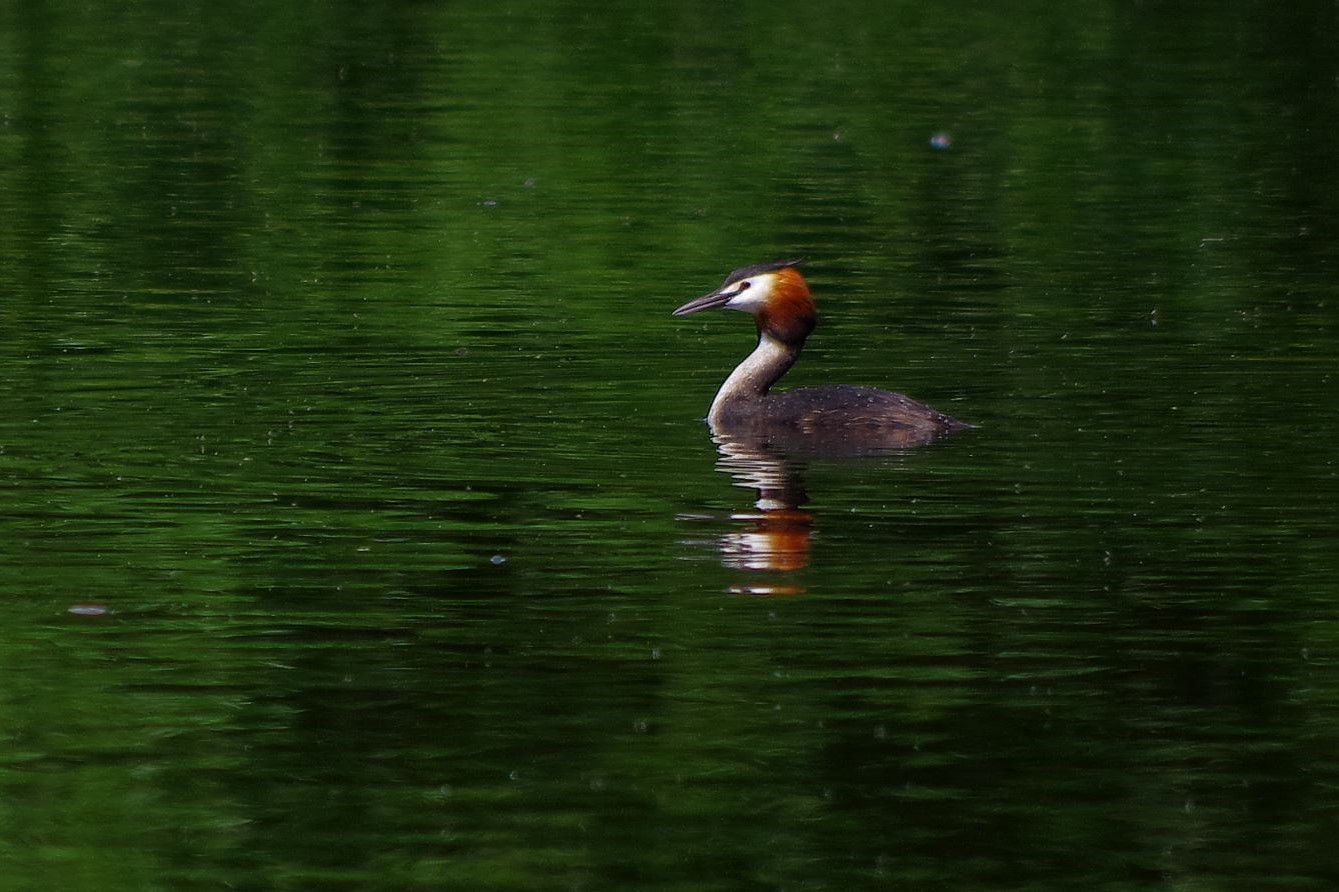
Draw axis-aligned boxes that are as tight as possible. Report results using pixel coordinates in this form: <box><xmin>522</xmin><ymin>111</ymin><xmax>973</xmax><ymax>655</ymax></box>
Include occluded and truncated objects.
<box><xmin>672</xmin><ymin>260</ymin><xmax>971</xmax><ymax>445</ymax></box>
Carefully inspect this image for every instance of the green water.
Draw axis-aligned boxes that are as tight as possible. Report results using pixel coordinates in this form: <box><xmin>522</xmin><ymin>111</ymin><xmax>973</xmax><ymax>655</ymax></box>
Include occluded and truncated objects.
<box><xmin>3</xmin><ymin>1</ymin><xmax>1338</xmax><ymax>889</ymax></box>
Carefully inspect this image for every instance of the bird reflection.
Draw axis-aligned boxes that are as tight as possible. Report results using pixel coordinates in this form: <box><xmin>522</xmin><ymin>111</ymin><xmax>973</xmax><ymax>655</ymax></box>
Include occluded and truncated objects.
<box><xmin>702</xmin><ymin>428</ymin><xmax>951</xmax><ymax>594</ymax></box>
<box><xmin>712</xmin><ymin>434</ymin><xmax>814</xmax><ymax>595</ymax></box>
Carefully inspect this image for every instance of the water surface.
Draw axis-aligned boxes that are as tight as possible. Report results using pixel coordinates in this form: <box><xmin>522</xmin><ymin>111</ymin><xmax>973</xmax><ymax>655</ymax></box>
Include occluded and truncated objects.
<box><xmin>2</xmin><ymin>1</ymin><xmax>1338</xmax><ymax>889</ymax></box>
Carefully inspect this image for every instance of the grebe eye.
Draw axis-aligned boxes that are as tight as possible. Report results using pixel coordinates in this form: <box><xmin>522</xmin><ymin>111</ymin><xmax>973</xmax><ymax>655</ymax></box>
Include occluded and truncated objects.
<box><xmin>737</xmin><ymin>281</ymin><xmax>751</xmax><ymax>290</ymax></box>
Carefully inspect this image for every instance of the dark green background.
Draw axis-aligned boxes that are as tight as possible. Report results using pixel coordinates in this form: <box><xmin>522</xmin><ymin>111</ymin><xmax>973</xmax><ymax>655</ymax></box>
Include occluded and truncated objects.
<box><xmin>2</xmin><ymin>1</ymin><xmax>1337</xmax><ymax>889</ymax></box>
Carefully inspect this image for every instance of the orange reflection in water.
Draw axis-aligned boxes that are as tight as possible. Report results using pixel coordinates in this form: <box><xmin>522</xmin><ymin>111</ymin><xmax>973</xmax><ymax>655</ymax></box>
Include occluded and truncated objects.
<box><xmin>713</xmin><ymin>435</ymin><xmax>813</xmax><ymax>591</ymax></box>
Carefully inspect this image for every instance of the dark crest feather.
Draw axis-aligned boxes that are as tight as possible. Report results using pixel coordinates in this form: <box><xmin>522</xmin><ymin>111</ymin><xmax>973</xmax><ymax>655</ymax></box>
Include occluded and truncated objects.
<box><xmin>722</xmin><ymin>258</ymin><xmax>803</xmax><ymax>288</ymax></box>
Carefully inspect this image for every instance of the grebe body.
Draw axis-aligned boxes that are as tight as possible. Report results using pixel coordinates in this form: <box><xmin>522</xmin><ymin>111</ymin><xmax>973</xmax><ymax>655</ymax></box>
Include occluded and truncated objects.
<box><xmin>673</xmin><ymin>260</ymin><xmax>971</xmax><ymax>447</ymax></box>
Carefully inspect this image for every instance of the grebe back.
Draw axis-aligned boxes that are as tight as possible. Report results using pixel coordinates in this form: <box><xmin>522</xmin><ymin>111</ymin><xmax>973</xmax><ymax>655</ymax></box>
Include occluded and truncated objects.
<box><xmin>672</xmin><ymin>260</ymin><xmax>971</xmax><ymax>446</ymax></box>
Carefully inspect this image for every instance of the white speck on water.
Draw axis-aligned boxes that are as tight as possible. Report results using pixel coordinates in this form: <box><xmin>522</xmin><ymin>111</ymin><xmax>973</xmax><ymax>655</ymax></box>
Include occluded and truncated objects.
<box><xmin>68</xmin><ymin>604</ymin><xmax>110</xmax><ymax>617</ymax></box>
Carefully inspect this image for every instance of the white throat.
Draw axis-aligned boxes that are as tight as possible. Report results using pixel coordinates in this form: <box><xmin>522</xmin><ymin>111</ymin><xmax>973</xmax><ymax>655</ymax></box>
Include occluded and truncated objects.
<box><xmin>707</xmin><ymin>333</ymin><xmax>799</xmax><ymax>427</ymax></box>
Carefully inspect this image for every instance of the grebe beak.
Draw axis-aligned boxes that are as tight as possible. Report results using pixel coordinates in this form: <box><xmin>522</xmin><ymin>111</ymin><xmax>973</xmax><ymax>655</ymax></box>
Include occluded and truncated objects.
<box><xmin>672</xmin><ymin>288</ymin><xmax>733</xmax><ymax>317</ymax></box>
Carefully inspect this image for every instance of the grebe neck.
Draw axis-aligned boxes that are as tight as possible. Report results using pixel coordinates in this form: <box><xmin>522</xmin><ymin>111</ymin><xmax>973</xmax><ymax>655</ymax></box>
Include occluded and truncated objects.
<box><xmin>707</xmin><ymin>333</ymin><xmax>802</xmax><ymax>427</ymax></box>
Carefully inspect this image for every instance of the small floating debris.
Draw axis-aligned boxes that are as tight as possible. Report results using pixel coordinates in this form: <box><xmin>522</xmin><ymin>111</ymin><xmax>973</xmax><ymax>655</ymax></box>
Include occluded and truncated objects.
<box><xmin>489</xmin><ymin>554</ymin><xmax>508</xmax><ymax>566</ymax></box>
<box><xmin>67</xmin><ymin>603</ymin><xmax>111</xmax><ymax>617</ymax></box>
<box><xmin>929</xmin><ymin>132</ymin><xmax>952</xmax><ymax>151</ymax></box>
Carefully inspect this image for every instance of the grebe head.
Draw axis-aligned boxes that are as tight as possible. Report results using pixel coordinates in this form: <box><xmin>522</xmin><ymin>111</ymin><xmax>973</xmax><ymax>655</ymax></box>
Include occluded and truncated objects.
<box><xmin>672</xmin><ymin>259</ymin><xmax>816</xmax><ymax>346</ymax></box>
